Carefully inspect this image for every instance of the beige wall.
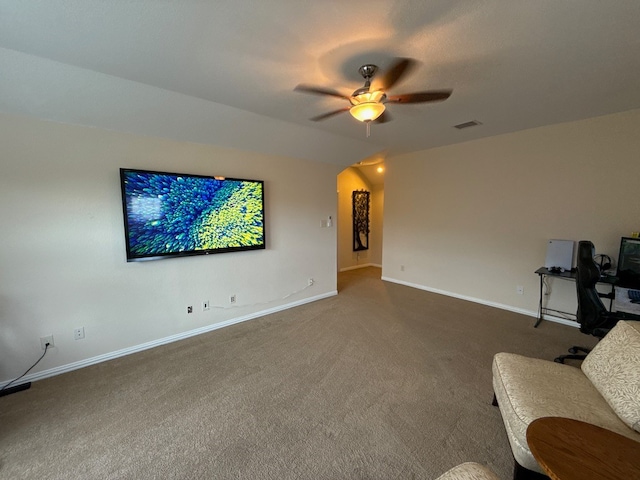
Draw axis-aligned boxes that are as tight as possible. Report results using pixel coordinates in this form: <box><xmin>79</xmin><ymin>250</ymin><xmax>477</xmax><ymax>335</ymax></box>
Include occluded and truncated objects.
<box><xmin>0</xmin><ymin>113</ymin><xmax>340</xmax><ymax>383</ymax></box>
<box><xmin>370</xmin><ymin>185</ymin><xmax>384</xmax><ymax>267</ymax></box>
<box><xmin>382</xmin><ymin>109</ymin><xmax>640</xmax><ymax>320</ymax></box>
<box><xmin>5</xmin><ymin>106</ymin><xmax>638</xmax><ymax>382</ymax></box>
<box><xmin>337</xmin><ymin>168</ymin><xmax>383</xmax><ymax>271</ymax></box>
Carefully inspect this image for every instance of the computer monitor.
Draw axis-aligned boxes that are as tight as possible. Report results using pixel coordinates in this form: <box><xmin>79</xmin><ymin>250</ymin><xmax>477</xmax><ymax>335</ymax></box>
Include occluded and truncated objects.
<box><xmin>616</xmin><ymin>237</ymin><xmax>640</xmax><ymax>288</ymax></box>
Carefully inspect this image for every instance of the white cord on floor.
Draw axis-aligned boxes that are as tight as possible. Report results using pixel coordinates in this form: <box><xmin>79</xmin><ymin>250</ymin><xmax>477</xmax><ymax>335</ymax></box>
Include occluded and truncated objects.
<box><xmin>209</xmin><ymin>282</ymin><xmax>313</xmax><ymax>310</ymax></box>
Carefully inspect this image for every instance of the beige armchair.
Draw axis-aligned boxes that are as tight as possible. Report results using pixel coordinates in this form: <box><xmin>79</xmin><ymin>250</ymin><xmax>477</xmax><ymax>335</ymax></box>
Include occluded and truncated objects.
<box><xmin>492</xmin><ymin>320</ymin><xmax>640</xmax><ymax>479</ymax></box>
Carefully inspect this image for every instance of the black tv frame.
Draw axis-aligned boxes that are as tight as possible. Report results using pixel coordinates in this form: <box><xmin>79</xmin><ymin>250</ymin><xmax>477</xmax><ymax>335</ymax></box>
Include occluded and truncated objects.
<box><xmin>120</xmin><ymin>168</ymin><xmax>266</xmax><ymax>262</ymax></box>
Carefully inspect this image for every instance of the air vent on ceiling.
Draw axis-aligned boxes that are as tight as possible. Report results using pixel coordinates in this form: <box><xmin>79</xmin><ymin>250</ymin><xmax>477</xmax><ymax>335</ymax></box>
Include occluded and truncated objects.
<box><xmin>453</xmin><ymin>120</ymin><xmax>482</xmax><ymax>129</ymax></box>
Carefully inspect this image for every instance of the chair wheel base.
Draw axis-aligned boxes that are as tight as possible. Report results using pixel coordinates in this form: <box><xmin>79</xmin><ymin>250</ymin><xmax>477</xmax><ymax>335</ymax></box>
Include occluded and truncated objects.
<box><xmin>554</xmin><ymin>353</ymin><xmax>587</xmax><ymax>364</ymax></box>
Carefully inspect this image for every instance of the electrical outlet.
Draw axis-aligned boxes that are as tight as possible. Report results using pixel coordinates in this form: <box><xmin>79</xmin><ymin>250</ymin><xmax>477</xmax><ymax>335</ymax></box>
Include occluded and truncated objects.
<box><xmin>308</xmin><ymin>278</ymin><xmax>314</xmax><ymax>286</ymax></box>
<box><xmin>187</xmin><ymin>305</ymin><xmax>193</xmax><ymax>314</ymax></box>
<box><xmin>74</xmin><ymin>327</ymin><xmax>85</xmax><ymax>340</ymax></box>
<box><xmin>230</xmin><ymin>294</ymin><xmax>236</xmax><ymax>304</ymax></box>
<box><xmin>516</xmin><ymin>286</ymin><xmax>524</xmax><ymax>295</ymax></box>
<box><xmin>40</xmin><ymin>335</ymin><xmax>54</xmax><ymax>350</ymax></box>
<box><xmin>202</xmin><ymin>300</ymin><xmax>210</xmax><ymax>311</ymax></box>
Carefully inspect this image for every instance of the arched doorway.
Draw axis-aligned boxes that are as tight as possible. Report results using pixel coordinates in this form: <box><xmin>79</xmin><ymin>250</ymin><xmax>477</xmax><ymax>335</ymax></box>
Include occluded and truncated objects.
<box><xmin>336</xmin><ymin>160</ymin><xmax>384</xmax><ymax>275</ymax></box>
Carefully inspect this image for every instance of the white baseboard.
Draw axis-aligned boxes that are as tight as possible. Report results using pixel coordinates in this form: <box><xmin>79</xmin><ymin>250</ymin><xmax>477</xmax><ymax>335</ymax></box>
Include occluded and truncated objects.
<box><xmin>536</xmin><ymin>315</ymin><xmax>580</xmax><ymax>327</ymax></box>
<box><xmin>14</xmin><ymin>290</ymin><xmax>338</xmax><ymax>386</ymax></box>
<box><xmin>339</xmin><ymin>263</ymin><xmax>382</xmax><ymax>272</ymax></box>
<box><xmin>381</xmin><ymin>276</ymin><xmax>578</xmax><ymax>328</ymax></box>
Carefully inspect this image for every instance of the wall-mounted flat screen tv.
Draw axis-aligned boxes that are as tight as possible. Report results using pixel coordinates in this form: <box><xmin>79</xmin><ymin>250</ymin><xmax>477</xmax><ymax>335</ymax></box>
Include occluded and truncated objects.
<box><xmin>120</xmin><ymin>168</ymin><xmax>265</xmax><ymax>262</ymax></box>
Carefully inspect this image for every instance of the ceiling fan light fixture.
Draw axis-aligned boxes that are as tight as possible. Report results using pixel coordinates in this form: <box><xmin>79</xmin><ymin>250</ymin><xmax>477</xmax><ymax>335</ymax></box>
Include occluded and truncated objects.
<box><xmin>350</xmin><ymin>102</ymin><xmax>385</xmax><ymax>122</ymax></box>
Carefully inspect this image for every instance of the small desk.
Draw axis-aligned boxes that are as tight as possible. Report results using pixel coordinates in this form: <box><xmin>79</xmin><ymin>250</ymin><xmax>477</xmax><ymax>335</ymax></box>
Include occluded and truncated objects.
<box><xmin>526</xmin><ymin>417</ymin><xmax>640</xmax><ymax>480</ymax></box>
<box><xmin>534</xmin><ymin>267</ymin><xmax>616</xmax><ymax>327</ymax></box>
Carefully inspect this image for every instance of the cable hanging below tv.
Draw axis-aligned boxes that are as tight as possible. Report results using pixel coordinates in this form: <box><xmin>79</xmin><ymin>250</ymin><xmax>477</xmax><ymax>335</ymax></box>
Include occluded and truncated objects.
<box><xmin>120</xmin><ymin>168</ymin><xmax>266</xmax><ymax>262</ymax></box>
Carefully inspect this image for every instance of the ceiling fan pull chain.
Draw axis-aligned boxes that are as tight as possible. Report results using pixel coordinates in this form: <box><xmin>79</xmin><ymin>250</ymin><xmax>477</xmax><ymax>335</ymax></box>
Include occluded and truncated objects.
<box><xmin>366</xmin><ymin>121</ymin><xmax>371</xmax><ymax>138</ymax></box>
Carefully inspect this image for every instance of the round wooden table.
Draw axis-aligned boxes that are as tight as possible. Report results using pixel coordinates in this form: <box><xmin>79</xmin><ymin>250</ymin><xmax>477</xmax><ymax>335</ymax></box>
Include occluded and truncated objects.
<box><xmin>526</xmin><ymin>416</ymin><xmax>640</xmax><ymax>480</ymax></box>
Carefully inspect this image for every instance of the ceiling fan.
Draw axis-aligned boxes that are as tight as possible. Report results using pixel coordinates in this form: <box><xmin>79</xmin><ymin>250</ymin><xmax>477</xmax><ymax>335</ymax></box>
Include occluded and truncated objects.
<box><xmin>294</xmin><ymin>58</ymin><xmax>452</xmax><ymax>136</ymax></box>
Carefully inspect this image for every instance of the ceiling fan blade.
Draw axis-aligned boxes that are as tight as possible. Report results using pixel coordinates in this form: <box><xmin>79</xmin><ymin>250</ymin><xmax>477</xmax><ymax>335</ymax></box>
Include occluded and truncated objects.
<box><xmin>373</xmin><ymin>110</ymin><xmax>392</xmax><ymax>124</ymax></box>
<box><xmin>309</xmin><ymin>107</ymin><xmax>350</xmax><ymax>121</ymax></box>
<box><xmin>376</xmin><ymin>58</ymin><xmax>416</xmax><ymax>91</ymax></box>
<box><xmin>294</xmin><ymin>84</ymin><xmax>351</xmax><ymax>101</ymax></box>
<box><xmin>386</xmin><ymin>90</ymin><xmax>452</xmax><ymax>104</ymax></box>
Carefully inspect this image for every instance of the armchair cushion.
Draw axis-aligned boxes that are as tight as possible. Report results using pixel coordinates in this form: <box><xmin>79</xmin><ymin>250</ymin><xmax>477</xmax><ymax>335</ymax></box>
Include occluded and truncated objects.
<box><xmin>434</xmin><ymin>462</ymin><xmax>500</xmax><ymax>480</ymax></box>
<box><xmin>581</xmin><ymin>320</ymin><xmax>640</xmax><ymax>432</ymax></box>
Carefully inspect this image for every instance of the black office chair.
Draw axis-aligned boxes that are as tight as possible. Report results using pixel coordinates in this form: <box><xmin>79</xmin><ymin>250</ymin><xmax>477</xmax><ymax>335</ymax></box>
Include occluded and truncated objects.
<box><xmin>554</xmin><ymin>240</ymin><xmax>631</xmax><ymax>363</ymax></box>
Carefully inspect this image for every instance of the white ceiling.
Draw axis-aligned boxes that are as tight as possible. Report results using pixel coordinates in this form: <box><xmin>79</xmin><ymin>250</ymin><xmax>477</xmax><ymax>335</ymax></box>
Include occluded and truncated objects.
<box><xmin>1</xmin><ymin>1</ymin><xmax>640</xmax><ymax>168</ymax></box>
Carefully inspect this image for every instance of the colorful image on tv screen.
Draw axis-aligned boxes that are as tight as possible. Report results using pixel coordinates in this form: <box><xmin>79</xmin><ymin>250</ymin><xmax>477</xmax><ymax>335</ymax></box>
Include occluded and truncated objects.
<box><xmin>122</xmin><ymin>171</ymin><xmax>264</xmax><ymax>258</ymax></box>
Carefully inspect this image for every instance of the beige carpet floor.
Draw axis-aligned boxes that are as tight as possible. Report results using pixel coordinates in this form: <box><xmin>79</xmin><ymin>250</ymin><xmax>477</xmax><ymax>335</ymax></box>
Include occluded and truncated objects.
<box><xmin>0</xmin><ymin>267</ymin><xmax>595</xmax><ymax>479</ymax></box>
